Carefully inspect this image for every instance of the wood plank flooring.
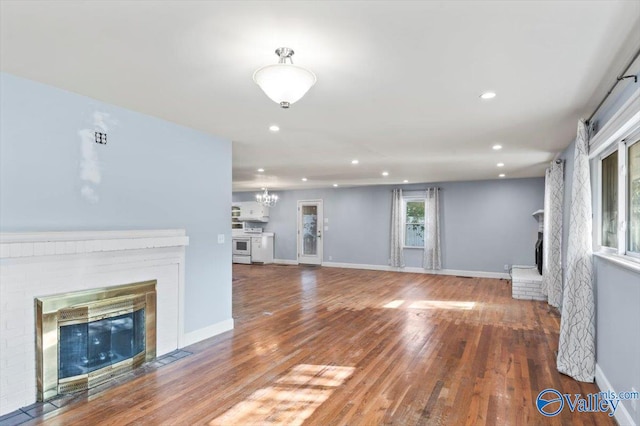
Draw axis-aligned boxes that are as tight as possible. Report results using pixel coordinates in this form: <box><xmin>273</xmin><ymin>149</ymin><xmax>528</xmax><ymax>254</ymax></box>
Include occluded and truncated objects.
<box><xmin>30</xmin><ymin>265</ymin><xmax>615</xmax><ymax>425</ymax></box>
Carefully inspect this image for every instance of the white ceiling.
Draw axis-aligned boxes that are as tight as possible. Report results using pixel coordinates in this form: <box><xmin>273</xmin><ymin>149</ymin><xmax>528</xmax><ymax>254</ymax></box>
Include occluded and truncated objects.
<box><xmin>1</xmin><ymin>1</ymin><xmax>639</xmax><ymax>191</ymax></box>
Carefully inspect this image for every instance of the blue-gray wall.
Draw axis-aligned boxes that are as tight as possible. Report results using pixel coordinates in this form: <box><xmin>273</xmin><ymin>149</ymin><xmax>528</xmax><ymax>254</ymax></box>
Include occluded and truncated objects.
<box><xmin>558</xmin><ymin>75</ymin><xmax>640</xmax><ymax>423</ymax></box>
<box><xmin>235</xmin><ymin>177</ymin><xmax>544</xmax><ymax>273</ymax></box>
<box><xmin>0</xmin><ymin>73</ymin><xmax>233</xmax><ymax>334</ymax></box>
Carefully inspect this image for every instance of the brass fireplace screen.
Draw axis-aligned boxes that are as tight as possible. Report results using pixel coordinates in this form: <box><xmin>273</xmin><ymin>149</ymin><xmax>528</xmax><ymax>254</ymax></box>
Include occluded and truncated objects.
<box><xmin>35</xmin><ymin>281</ymin><xmax>157</xmax><ymax>401</ymax></box>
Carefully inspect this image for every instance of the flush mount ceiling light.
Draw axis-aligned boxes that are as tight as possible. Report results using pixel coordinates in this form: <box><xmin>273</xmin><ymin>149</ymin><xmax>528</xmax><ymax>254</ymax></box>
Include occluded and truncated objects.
<box><xmin>499</xmin><ymin>173</ymin><xmax>506</xmax><ymax>178</ymax></box>
<box><xmin>301</xmin><ymin>177</ymin><xmax>308</xmax><ymax>182</ymax></box>
<box><xmin>257</xmin><ymin>168</ymin><xmax>265</xmax><ymax>172</ymax></box>
<box><xmin>256</xmin><ymin>188</ymin><xmax>278</xmax><ymax>207</ymax></box>
<box><xmin>333</xmin><ymin>183</ymin><xmax>339</xmax><ymax>187</ymax></box>
<box><xmin>382</xmin><ymin>171</ymin><xmax>389</xmax><ymax>177</ymax></box>
<box><xmin>269</xmin><ymin>125</ymin><xmax>280</xmax><ymax>132</ymax></box>
<box><xmin>480</xmin><ymin>91</ymin><xmax>497</xmax><ymax>100</ymax></box>
<box><xmin>492</xmin><ymin>144</ymin><xmax>502</xmax><ymax>150</ymax></box>
<box><xmin>497</xmin><ymin>162</ymin><xmax>505</xmax><ymax>167</ymax></box>
<box><xmin>351</xmin><ymin>159</ymin><xmax>359</xmax><ymax>165</ymax></box>
<box><xmin>253</xmin><ymin>47</ymin><xmax>317</xmax><ymax>109</ymax></box>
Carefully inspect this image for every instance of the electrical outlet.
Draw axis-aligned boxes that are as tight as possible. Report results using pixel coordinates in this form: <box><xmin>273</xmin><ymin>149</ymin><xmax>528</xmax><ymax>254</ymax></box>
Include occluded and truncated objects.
<box><xmin>504</xmin><ymin>264</ymin><xmax>510</xmax><ymax>271</ymax></box>
<box><xmin>94</xmin><ymin>131</ymin><xmax>107</xmax><ymax>144</ymax></box>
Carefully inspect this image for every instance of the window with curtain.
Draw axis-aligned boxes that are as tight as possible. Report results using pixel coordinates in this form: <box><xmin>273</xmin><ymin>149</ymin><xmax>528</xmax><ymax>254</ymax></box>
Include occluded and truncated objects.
<box><xmin>403</xmin><ymin>198</ymin><xmax>425</xmax><ymax>247</ymax></box>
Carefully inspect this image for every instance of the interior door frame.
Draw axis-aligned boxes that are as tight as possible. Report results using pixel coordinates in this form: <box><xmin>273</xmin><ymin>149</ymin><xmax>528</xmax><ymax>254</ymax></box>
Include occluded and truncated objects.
<box><xmin>297</xmin><ymin>199</ymin><xmax>324</xmax><ymax>265</ymax></box>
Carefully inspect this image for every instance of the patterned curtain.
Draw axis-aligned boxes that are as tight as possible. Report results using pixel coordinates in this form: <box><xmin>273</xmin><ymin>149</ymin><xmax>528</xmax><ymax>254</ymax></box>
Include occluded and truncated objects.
<box><xmin>557</xmin><ymin>120</ymin><xmax>595</xmax><ymax>382</ymax></box>
<box><xmin>390</xmin><ymin>189</ymin><xmax>405</xmax><ymax>268</ymax></box>
<box><xmin>542</xmin><ymin>161</ymin><xmax>564</xmax><ymax>308</ymax></box>
<box><xmin>423</xmin><ymin>187</ymin><xmax>441</xmax><ymax>270</ymax></box>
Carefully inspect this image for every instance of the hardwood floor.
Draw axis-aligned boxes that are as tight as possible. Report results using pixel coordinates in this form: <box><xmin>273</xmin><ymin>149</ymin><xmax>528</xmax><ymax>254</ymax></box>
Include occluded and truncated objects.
<box><xmin>31</xmin><ymin>264</ymin><xmax>614</xmax><ymax>425</ymax></box>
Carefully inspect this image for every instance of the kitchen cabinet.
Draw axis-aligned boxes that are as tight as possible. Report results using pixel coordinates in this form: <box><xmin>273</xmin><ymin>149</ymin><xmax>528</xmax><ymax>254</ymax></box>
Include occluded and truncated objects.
<box><xmin>231</xmin><ymin>204</ymin><xmax>243</xmax><ymax>230</ymax></box>
<box><xmin>237</xmin><ymin>202</ymin><xmax>269</xmax><ymax>222</ymax></box>
<box><xmin>251</xmin><ymin>234</ymin><xmax>274</xmax><ymax>263</ymax></box>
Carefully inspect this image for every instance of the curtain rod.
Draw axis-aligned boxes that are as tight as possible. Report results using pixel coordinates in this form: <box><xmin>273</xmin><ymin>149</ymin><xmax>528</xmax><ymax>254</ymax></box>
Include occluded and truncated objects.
<box><xmin>586</xmin><ymin>46</ymin><xmax>640</xmax><ymax>124</ymax></box>
<box><xmin>395</xmin><ymin>187</ymin><xmax>441</xmax><ymax>191</ymax></box>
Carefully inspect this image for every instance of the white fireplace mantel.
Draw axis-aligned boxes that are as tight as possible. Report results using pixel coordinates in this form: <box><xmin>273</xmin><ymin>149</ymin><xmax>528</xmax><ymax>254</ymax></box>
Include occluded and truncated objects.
<box><xmin>0</xmin><ymin>229</ymin><xmax>189</xmax><ymax>259</ymax></box>
<box><xmin>0</xmin><ymin>229</ymin><xmax>189</xmax><ymax>415</ymax></box>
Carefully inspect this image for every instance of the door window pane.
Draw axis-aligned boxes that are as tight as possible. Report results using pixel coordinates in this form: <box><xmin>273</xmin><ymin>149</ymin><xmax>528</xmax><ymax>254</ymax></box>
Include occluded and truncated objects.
<box><xmin>302</xmin><ymin>205</ymin><xmax>318</xmax><ymax>255</ymax></box>
<box><xmin>629</xmin><ymin>141</ymin><xmax>640</xmax><ymax>252</ymax></box>
<box><xmin>601</xmin><ymin>151</ymin><xmax>618</xmax><ymax>248</ymax></box>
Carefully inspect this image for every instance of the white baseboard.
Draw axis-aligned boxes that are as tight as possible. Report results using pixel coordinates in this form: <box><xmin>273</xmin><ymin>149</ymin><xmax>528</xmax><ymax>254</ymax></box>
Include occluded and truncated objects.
<box><xmin>274</xmin><ymin>258</ymin><xmax>299</xmax><ymax>265</ymax></box>
<box><xmin>321</xmin><ymin>261</ymin><xmax>510</xmax><ymax>280</ymax></box>
<box><xmin>595</xmin><ymin>363</ymin><xmax>636</xmax><ymax>426</ymax></box>
<box><xmin>180</xmin><ymin>318</ymin><xmax>234</xmax><ymax>348</ymax></box>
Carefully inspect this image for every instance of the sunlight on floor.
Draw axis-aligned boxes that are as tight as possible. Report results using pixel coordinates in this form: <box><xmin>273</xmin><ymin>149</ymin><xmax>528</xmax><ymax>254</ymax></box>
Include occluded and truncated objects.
<box><xmin>209</xmin><ymin>364</ymin><xmax>355</xmax><ymax>426</ymax></box>
<box><xmin>383</xmin><ymin>300</ymin><xmax>476</xmax><ymax>310</ymax></box>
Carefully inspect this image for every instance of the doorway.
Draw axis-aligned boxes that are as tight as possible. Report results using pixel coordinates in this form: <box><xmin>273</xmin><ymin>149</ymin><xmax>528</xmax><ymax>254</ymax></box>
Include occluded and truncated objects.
<box><xmin>297</xmin><ymin>200</ymin><xmax>323</xmax><ymax>265</ymax></box>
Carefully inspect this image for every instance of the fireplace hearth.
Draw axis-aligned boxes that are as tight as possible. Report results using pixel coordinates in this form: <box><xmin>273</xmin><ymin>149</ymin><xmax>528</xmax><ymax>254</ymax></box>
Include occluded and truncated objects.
<box><xmin>35</xmin><ymin>281</ymin><xmax>157</xmax><ymax>401</ymax></box>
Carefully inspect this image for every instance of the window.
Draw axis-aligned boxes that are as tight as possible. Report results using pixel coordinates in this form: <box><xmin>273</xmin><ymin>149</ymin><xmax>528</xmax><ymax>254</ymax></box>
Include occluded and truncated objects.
<box><xmin>404</xmin><ymin>198</ymin><xmax>425</xmax><ymax>247</ymax></box>
<box><xmin>601</xmin><ymin>150</ymin><xmax>618</xmax><ymax>248</ymax></box>
<box><xmin>629</xmin><ymin>140</ymin><xmax>640</xmax><ymax>253</ymax></box>
<box><xmin>598</xmin><ymin>137</ymin><xmax>640</xmax><ymax>258</ymax></box>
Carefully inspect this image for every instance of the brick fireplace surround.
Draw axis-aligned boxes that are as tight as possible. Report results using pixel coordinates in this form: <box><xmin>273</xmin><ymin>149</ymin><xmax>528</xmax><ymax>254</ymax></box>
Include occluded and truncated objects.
<box><xmin>0</xmin><ymin>229</ymin><xmax>189</xmax><ymax>415</ymax></box>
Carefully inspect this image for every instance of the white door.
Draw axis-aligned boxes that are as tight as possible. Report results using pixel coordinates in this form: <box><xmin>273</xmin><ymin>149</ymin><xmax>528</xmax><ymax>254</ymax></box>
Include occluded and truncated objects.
<box><xmin>297</xmin><ymin>200</ymin><xmax>323</xmax><ymax>265</ymax></box>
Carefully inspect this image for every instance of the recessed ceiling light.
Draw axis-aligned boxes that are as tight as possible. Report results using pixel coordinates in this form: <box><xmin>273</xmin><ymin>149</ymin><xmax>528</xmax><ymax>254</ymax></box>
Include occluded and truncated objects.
<box><xmin>333</xmin><ymin>183</ymin><xmax>339</xmax><ymax>187</ymax></box>
<box><xmin>257</xmin><ymin>168</ymin><xmax>265</xmax><ymax>172</ymax></box>
<box><xmin>269</xmin><ymin>125</ymin><xmax>280</xmax><ymax>132</ymax></box>
<box><xmin>301</xmin><ymin>177</ymin><xmax>307</xmax><ymax>182</ymax></box>
<box><xmin>403</xmin><ymin>180</ymin><xmax>409</xmax><ymax>183</ymax></box>
<box><xmin>492</xmin><ymin>144</ymin><xmax>502</xmax><ymax>150</ymax></box>
<box><xmin>480</xmin><ymin>91</ymin><xmax>496</xmax><ymax>100</ymax></box>
<box><xmin>351</xmin><ymin>159</ymin><xmax>359</xmax><ymax>165</ymax></box>
<box><xmin>497</xmin><ymin>162</ymin><xmax>505</xmax><ymax>167</ymax></box>
<box><xmin>499</xmin><ymin>173</ymin><xmax>505</xmax><ymax>178</ymax></box>
<box><xmin>382</xmin><ymin>171</ymin><xmax>389</xmax><ymax>177</ymax></box>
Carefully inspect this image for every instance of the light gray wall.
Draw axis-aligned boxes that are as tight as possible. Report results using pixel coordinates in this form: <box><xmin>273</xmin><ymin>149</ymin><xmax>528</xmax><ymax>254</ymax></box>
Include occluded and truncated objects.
<box><xmin>235</xmin><ymin>177</ymin><xmax>544</xmax><ymax>273</ymax></box>
<box><xmin>0</xmin><ymin>73</ymin><xmax>233</xmax><ymax>334</ymax></box>
<box><xmin>594</xmin><ymin>257</ymin><xmax>640</xmax><ymax>423</ymax></box>
<box><xmin>559</xmin><ymin>74</ymin><xmax>640</xmax><ymax>422</ymax></box>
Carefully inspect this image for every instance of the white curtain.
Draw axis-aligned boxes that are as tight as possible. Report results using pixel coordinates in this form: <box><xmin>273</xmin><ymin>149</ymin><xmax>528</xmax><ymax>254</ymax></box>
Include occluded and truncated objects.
<box><xmin>390</xmin><ymin>188</ymin><xmax>405</xmax><ymax>267</ymax></box>
<box><xmin>423</xmin><ymin>187</ymin><xmax>441</xmax><ymax>270</ymax></box>
<box><xmin>542</xmin><ymin>161</ymin><xmax>564</xmax><ymax>308</ymax></box>
<box><xmin>557</xmin><ymin>120</ymin><xmax>595</xmax><ymax>382</ymax></box>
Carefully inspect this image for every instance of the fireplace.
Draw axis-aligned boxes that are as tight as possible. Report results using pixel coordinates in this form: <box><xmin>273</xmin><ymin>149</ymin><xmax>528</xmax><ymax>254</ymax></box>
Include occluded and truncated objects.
<box><xmin>35</xmin><ymin>281</ymin><xmax>157</xmax><ymax>401</ymax></box>
<box><xmin>0</xmin><ymin>229</ymin><xmax>189</xmax><ymax>414</ymax></box>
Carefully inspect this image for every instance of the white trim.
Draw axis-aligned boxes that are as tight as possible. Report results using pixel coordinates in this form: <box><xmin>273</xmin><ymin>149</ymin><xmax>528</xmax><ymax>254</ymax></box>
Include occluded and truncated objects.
<box><xmin>321</xmin><ymin>261</ymin><xmax>509</xmax><ymax>279</ymax></box>
<box><xmin>180</xmin><ymin>318</ymin><xmax>234</xmax><ymax>348</ymax></box>
<box><xmin>594</xmin><ymin>252</ymin><xmax>640</xmax><ymax>274</ymax></box>
<box><xmin>0</xmin><ymin>228</ymin><xmax>186</xmax><ymax>243</ymax></box>
<box><xmin>589</xmin><ymin>87</ymin><xmax>640</xmax><ymax>159</ymax></box>
<box><xmin>0</xmin><ymin>229</ymin><xmax>189</xmax><ymax>259</ymax></box>
<box><xmin>274</xmin><ymin>258</ymin><xmax>299</xmax><ymax>265</ymax></box>
<box><xmin>595</xmin><ymin>364</ymin><xmax>636</xmax><ymax>426</ymax></box>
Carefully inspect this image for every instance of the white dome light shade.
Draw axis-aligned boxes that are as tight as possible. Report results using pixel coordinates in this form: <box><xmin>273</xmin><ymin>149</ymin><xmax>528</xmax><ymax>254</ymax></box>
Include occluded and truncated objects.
<box><xmin>253</xmin><ymin>48</ymin><xmax>317</xmax><ymax>108</ymax></box>
<box><xmin>253</xmin><ymin>64</ymin><xmax>316</xmax><ymax>108</ymax></box>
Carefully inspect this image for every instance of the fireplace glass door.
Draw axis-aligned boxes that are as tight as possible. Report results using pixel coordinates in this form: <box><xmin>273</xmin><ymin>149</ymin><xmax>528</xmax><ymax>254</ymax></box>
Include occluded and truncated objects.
<box><xmin>59</xmin><ymin>309</ymin><xmax>145</xmax><ymax>379</ymax></box>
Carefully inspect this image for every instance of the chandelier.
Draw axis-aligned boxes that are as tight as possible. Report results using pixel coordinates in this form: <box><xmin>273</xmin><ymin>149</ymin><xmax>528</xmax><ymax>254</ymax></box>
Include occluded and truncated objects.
<box><xmin>256</xmin><ymin>188</ymin><xmax>278</xmax><ymax>207</ymax></box>
<box><xmin>253</xmin><ymin>47</ymin><xmax>317</xmax><ymax>108</ymax></box>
